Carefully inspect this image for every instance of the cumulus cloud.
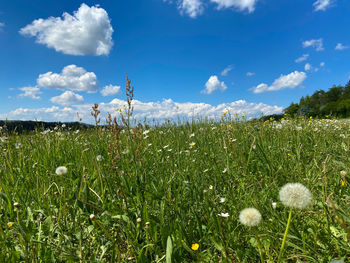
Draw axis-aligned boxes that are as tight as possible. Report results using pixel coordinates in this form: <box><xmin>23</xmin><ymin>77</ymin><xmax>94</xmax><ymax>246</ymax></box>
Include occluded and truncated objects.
<box><xmin>302</xmin><ymin>38</ymin><xmax>324</xmax><ymax>51</ymax></box>
<box><xmin>246</xmin><ymin>72</ymin><xmax>255</xmax><ymax>77</ymax></box>
<box><xmin>313</xmin><ymin>0</ymin><xmax>333</xmax><ymax>11</ymax></box>
<box><xmin>178</xmin><ymin>0</ymin><xmax>204</xmax><ymax>18</ymax></box>
<box><xmin>304</xmin><ymin>63</ymin><xmax>312</xmax><ymax>71</ymax></box>
<box><xmin>18</xmin><ymin>86</ymin><xmax>42</xmax><ymax>100</ymax></box>
<box><xmin>335</xmin><ymin>43</ymin><xmax>349</xmax><ymax>50</ymax></box>
<box><xmin>252</xmin><ymin>71</ymin><xmax>307</xmax><ymax>93</ymax></box>
<box><xmin>37</xmin><ymin>65</ymin><xmax>98</xmax><ymax>93</ymax></box>
<box><xmin>100</xmin><ymin>85</ymin><xmax>121</xmax><ymax>96</ymax></box>
<box><xmin>50</xmin><ymin>91</ymin><xmax>84</xmax><ymax>106</ymax></box>
<box><xmin>19</xmin><ymin>3</ymin><xmax>113</xmax><ymax>56</ymax></box>
<box><xmin>221</xmin><ymin>65</ymin><xmax>233</xmax><ymax>76</ymax></box>
<box><xmin>210</xmin><ymin>0</ymin><xmax>258</xmax><ymax>13</ymax></box>
<box><xmin>0</xmin><ymin>99</ymin><xmax>283</xmax><ymax>123</ymax></box>
<box><xmin>295</xmin><ymin>54</ymin><xmax>309</xmax><ymax>63</ymax></box>
<box><xmin>202</xmin><ymin>75</ymin><xmax>227</xmax><ymax>94</ymax></box>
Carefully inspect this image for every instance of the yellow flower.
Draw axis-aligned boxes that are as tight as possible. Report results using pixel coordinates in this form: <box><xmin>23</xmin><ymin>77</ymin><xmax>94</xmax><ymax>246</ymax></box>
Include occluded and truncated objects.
<box><xmin>7</xmin><ymin>222</ymin><xmax>14</xmax><ymax>228</ymax></box>
<box><xmin>191</xmin><ymin>243</ymin><xmax>199</xmax><ymax>251</ymax></box>
<box><xmin>341</xmin><ymin>180</ymin><xmax>346</xmax><ymax>186</ymax></box>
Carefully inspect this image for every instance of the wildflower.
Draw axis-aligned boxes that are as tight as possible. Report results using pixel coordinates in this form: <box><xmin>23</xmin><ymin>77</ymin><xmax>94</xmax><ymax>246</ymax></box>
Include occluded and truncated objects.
<box><xmin>191</xmin><ymin>243</ymin><xmax>199</xmax><ymax>251</ymax></box>
<box><xmin>7</xmin><ymin>222</ymin><xmax>14</xmax><ymax>228</ymax></box>
<box><xmin>239</xmin><ymin>208</ymin><xmax>262</xmax><ymax>227</ymax></box>
<box><xmin>217</xmin><ymin>212</ymin><xmax>230</xmax><ymax>217</ymax></box>
<box><xmin>13</xmin><ymin>202</ymin><xmax>19</xmax><ymax>208</ymax></box>
<box><xmin>96</xmin><ymin>155</ymin><xmax>103</xmax><ymax>162</ymax></box>
<box><xmin>209</xmin><ymin>185</ymin><xmax>213</xmax><ymax>190</ymax></box>
<box><xmin>272</xmin><ymin>202</ymin><xmax>277</xmax><ymax>209</ymax></box>
<box><xmin>143</xmin><ymin>130</ymin><xmax>150</xmax><ymax>135</ymax></box>
<box><xmin>136</xmin><ymin>218</ymin><xmax>142</xmax><ymax>223</ymax></box>
<box><xmin>55</xmin><ymin>166</ymin><xmax>67</xmax><ymax>176</ymax></box>
<box><xmin>62</xmin><ymin>124</ymin><xmax>66</xmax><ymax>128</ymax></box>
<box><xmin>90</xmin><ymin>214</ymin><xmax>96</xmax><ymax>220</ymax></box>
<box><xmin>220</xmin><ymin>197</ymin><xmax>226</xmax><ymax>203</ymax></box>
<box><xmin>341</xmin><ymin>180</ymin><xmax>346</xmax><ymax>186</ymax></box>
<box><xmin>340</xmin><ymin>170</ymin><xmax>347</xmax><ymax>177</ymax></box>
<box><xmin>222</xmin><ymin>168</ymin><xmax>227</xmax><ymax>173</ymax></box>
<box><xmin>189</xmin><ymin>142</ymin><xmax>196</xmax><ymax>148</ymax></box>
<box><xmin>279</xmin><ymin>183</ymin><xmax>312</xmax><ymax>209</ymax></box>
<box><xmin>190</xmin><ymin>133</ymin><xmax>195</xmax><ymax>138</ymax></box>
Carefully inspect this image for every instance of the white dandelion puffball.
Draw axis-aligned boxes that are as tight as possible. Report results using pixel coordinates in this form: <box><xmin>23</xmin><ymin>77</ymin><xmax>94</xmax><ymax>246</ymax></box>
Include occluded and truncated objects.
<box><xmin>55</xmin><ymin>166</ymin><xmax>67</xmax><ymax>175</ymax></box>
<box><xmin>279</xmin><ymin>183</ymin><xmax>312</xmax><ymax>209</ymax></box>
<box><xmin>96</xmin><ymin>155</ymin><xmax>103</xmax><ymax>162</ymax></box>
<box><xmin>239</xmin><ymin>208</ymin><xmax>262</xmax><ymax>227</ymax></box>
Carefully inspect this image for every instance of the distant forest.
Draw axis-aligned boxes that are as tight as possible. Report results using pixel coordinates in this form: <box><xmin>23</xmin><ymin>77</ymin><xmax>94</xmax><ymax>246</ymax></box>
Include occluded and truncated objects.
<box><xmin>284</xmin><ymin>79</ymin><xmax>350</xmax><ymax>117</ymax></box>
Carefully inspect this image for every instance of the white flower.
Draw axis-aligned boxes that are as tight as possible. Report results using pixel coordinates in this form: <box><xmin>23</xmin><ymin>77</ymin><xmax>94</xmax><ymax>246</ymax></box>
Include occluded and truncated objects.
<box><xmin>222</xmin><ymin>168</ymin><xmax>227</xmax><ymax>173</ymax></box>
<box><xmin>239</xmin><ymin>208</ymin><xmax>262</xmax><ymax>227</ymax></box>
<box><xmin>220</xmin><ymin>197</ymin><xmax>226</xmax><ymax>203</ymax></box>
<box><xmin>209</xmin><ymin>185</ymin><xmax>213</xmax><ymax>190</ymax></box>
<box><xmin>217</xmin><ymin>212</ymin><xmax>230</xmax><ymax>217</ymax></box>
<box><xmin>96</xmin><ymin>155</ymin><xmax>103</xmax><ymax>162</ymax></box>
<box><xmin>189</xmin><ymin>142</ymin><xmax>196</xmax><ymax>148</ymax></box>
<box><xmin>143</xmin><ymin>130</ymin><xmax>150</xmax><ymax>135</ymax></box>
<box><xmin>55</xmin><ymin>166</ymin><xmax>67</xmax><ymax>175</ymax></box>
<box><xmin>279</xmin><ymin>183</ymin><xmax>312</xmax><ymax>209</ymax></box>
<box><xmin>190</xmin><ymin>133</ymin><xmax>195</xmax><ymax>138</ymax></box>
<box><xmin>62</xmin><ymin>124</ymin><xmax>66</xmax><ymax>128</ymax></box>
<box><xmin>272</xmin><ymin>202</ymin><xmax>277</xmax><ymax>209</ymax></box>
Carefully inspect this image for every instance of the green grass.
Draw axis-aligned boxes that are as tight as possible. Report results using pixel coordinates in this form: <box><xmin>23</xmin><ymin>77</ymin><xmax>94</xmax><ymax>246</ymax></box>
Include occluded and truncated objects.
<box><xmin>0</xmin><ymin>116</ymin><xmax>349</xmax><ymax>262</ymax></box>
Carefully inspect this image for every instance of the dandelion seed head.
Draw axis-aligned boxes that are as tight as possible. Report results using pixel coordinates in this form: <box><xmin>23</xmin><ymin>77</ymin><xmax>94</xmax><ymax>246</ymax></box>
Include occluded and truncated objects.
<box><xmin>279</xmin><ymin>183</ymin><xmax>312</xmax><ymax>209</ymax></box>
<box><xmin>96</xmin><ymin>155</ymin><xmax>103</xmax><ymax>162</ymax></box>
<box><xmin>55</xmin><ymin>166</ymin><xmax>67</xmax><ymax>176</ymax></box>
<box><xmin>239</xmin><ymin>208</ymin><xmax>261</xmax><ymax>227</ymax></box>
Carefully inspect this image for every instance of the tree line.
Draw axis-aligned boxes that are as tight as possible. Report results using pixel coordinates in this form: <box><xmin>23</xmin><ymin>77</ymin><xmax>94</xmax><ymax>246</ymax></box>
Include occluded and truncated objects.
<box><xmin>284</xmin><ymin>80</ymin><xmax>350</xmax><ymax>117</ymax></box>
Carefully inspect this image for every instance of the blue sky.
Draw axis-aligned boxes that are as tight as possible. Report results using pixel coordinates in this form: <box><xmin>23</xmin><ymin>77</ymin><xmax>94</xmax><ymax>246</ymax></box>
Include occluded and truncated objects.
<box><xmin>0</xmin><ymin>0</ymin><xmax>349</xmax><ymax>122</ymax></box>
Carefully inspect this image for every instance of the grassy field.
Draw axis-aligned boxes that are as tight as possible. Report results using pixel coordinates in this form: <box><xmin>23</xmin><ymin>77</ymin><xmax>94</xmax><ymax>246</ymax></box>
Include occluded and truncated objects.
<box><xmin>0</xmin><ymin>115</ymin><xmax>350</xmax><ymax>262</ymax></box>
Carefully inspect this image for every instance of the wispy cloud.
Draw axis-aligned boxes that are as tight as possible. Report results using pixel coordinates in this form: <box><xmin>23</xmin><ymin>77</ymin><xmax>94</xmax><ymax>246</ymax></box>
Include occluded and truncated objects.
<box><xmin>178</xmin><ymin>0</ymin><xmax>204</xmax><ymax>18</ymax></box>
<box><xmin>251</xmin><ymin>71</ymin><xmax>307</xmax><ymax>93</ymax></box>
<box><xmin>202</xmin><ymin>75</ymin><xmax>227</xmax><ymax>94</ymax></box>
<box><xmin>221</xmin><ymin>65</ymin><xmax>233</xmax><ymax>76</ymax></box>
<box><xmin>313</xmin><ymin>0</ymin><xmax>334</xmax><ymax>12</ymax></box>
<box><xmin>295</xmin><ymin>54</ymin><xmax>309</xmax><ymax>63</ymax></box>
<box><xmin>0</xmin><ymin>22</ymin><xmax>4</xmax><ymax>31</ymax></box>
<box><xmin>335</xmin><ymin>43</ymin><xmax>349</xmax><ymax>50</ymax></box>
<box><xmin>18</xmin><ymin>86</ymin><xmax>42</xmax><ymax>100</ymax></box>
<box><xmin>210</xmin><ymin>0</ymin><xmax>258</xmax><ymax>13</ymax></box>
<box><xmin>246</xmin><ymin>72</ymin><xmax>255</xmax><ymax>77</ymax></box>
<box><xmin>302</xmin><ymin>38</ymin><xmax>324</xmax><ymax>51</ymax></box>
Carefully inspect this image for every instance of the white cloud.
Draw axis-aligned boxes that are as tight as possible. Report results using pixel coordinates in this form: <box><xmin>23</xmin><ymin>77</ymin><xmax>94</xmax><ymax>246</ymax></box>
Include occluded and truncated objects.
<box><xmin>37</xmin><ymin>65</ymin><xmax>98</xmax><ymax>93</ymax></box>
<box><xmin>313</xmin><ymin>0</ymin><xmax>333</xmax><ymax>11</ymax></box>
<box><xmin>0</xmin><ymin>99</ymin><xmax>283</xmax><ymax>123</ymax></box>
<box><xmin>302</xmin><ymin>38</ymin><xmax>324</xmax><ymax>51</ymax></box>
<box><xmin>19</xmin><ymin>4</ymin><xmax>113</xmax><ymax>56</ymax></box>
<box><xmin>210</xmin><ymin>0</ymin><xmax>258</xmax><ymax>13</ymax></box>
<box><xmin>335</xmin><ymin>43</ymin><xmax>349</xmax><ymax>50</ymax></box>
<box><xmin>18</xmin><ymin>86</ymin><xmax>42</xmax><ymax>100</ymax></box>
<box><xmin>304</xmin><ymin>63</ymin><xmax>312</xmax><ymax>71</ymax></box>
<box><xmin>246</xmin><ymin>72</ymin><xmax>255</xmax><ymax>77</ymax></box>
<box><xmin>100</xmin><ymin>85</ymin><xmax>121</xmax><ymax>96</ymax></box>
<box><xmin>295</xmin><ymin>54</ymin><xmax>309</xmax><ymax>63</ymax></box>
<box><xmin>202</xmin><ymin>75</ymin><xmax>227</xmax><ymax>94</ymax></box>
<box><xmin>50</xmin><ymin>91</ymin><xmax>84</xmax><ymax>106</ymax></box>
<box><xmin>221</xmin><ymin>65</ymin><xmax>233</xmax><ymax>76</ymax></box>
<box><xmin>320</xmin><ymin>62</ymin><xmax>325</xmax><ymax>67</ymax></box>
<box><xmin>252</xmin><ymin>71</ymin><xmax>307</xmax><ymax>93</ymax></box>
<box><xmin>178</xmin><ymin>0</ymin><xmax>204</xmax><ymax>18</ymax></box>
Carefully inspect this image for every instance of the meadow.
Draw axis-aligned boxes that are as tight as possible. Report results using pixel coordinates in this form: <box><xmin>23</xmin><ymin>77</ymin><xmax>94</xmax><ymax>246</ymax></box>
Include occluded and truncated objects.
<box><xmin>0</xmin><ymin>114</ymin><xmax>349</xmax><ymax>262</ymax></box>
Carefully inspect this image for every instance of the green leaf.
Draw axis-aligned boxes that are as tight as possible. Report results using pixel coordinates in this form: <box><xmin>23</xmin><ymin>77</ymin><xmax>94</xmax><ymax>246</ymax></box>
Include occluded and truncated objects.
<box><xmin>166</xmin><ymin>236</ymin><xmax>172</xmax><ymax>263</ymax></box>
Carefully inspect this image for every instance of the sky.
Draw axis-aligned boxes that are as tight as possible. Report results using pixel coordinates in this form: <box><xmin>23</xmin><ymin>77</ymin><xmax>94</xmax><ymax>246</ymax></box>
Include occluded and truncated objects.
<box><xmin>0</xmin><ymin>0</ymin><xmax>349</xmax><ymax>123</ymax></box>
